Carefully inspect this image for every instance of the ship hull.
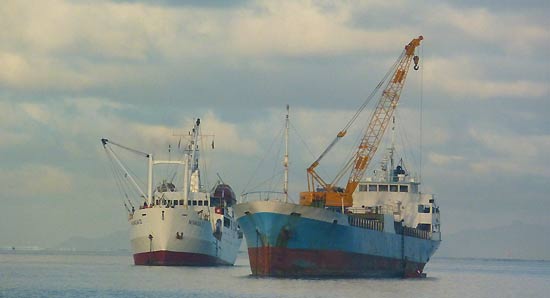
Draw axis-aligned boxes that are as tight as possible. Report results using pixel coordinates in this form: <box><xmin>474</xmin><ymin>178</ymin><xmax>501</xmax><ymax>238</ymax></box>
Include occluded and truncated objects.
<box><xmin>235</xmin><ymin>200</ymin><xmax>440</xmax><ymax>277</ymax></box>
<box><xmin>248</xmin><ymin>247</ymin><xmax>424</xmax><ymax>277</ymax></box>
<box><xmin>133</xmin><ymin>250</ymin><xmax>232</xmax><ymax>266</ymax></box>
<box><xmin>129</xmin><ymin>206</ymin><xmax>241</xmax><ymax>266</ymax></box>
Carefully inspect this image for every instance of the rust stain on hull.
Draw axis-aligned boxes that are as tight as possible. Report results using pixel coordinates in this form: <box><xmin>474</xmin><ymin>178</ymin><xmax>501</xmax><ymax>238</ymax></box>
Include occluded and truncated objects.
<box><xmin>133</xmin><ymin>250</ymin><xmax>231</xmax><ymax>266</ymax></box>
<box><xmin>248</xmin><ymin>246</ymin><xmax>426</xmax><ymax>278</ymax></box>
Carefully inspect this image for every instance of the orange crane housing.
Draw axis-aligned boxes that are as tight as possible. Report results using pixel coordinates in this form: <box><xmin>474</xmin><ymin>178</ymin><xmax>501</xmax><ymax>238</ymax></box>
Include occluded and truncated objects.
<box><xmin>299</xmin><ymin>36</ymin><xmax>424</xmax><ymax>208</ymax></box>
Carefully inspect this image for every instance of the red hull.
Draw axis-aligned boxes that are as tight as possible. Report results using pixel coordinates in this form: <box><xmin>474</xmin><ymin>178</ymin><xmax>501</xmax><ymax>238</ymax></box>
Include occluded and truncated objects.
<box><xmin>248</xmin><ymin>247</ymin><xmax>425</xmax><ymax>278</ymax></box>
<box><xmin>133</xmin><ymin>250</ymin><xmax>231</xmax><ymax>266</ymax></box>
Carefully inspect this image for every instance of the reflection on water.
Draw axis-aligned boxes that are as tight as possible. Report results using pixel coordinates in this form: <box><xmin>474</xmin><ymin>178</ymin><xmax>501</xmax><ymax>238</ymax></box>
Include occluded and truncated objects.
<box><xmin>1</xmin><ymin>251</ymin><xmax>549</xmax><ymax>298</ymax></box>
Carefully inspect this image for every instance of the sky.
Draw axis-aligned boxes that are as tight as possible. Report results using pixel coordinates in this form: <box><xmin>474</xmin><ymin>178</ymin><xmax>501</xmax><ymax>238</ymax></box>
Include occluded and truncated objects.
<box><xmin>0</xmin><ymin>0</ymin><xmax>548</xmax><ymax>248</ymax></box>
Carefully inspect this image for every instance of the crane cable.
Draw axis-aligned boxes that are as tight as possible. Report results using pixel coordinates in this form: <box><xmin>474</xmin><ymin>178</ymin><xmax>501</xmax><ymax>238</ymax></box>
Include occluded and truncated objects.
<box><xmin>289</xmin><ymin>121</ymin><xmax>331</xmax><ymax>181</ymax></box>
<box><xmin>166</xmin><ymin>130</ymin><xmax>195</xmax><ymax>191</ymax></box>
<box><xmin>419</xmin><ymin>42</ymin><xmax>424</xmax><ymax>184</ymax></box>
<box><xmin>341</xmin><ymin>51</ymin><xmax>405</xmax><ymax>134</ymax></box>
<box><xmin>104</xmin><ymin>147</ymin><xmax>133</xmax><ymax>212</ymax></box>
<box><xmin>200</xmin><ymin>130</ymin><xmax>210</xmax><ymax>192</ymax></box>
<box><xmin>267</xmin><ymin>131</ymin><xmax>285</xmax><ymax>193</ymax></box>
<box><xmin>327</xmin><ymin>51</ymin><xmax>407</xmax><ymax>186</ymax></box>
<box><xmin>241</xmin><ymin>123</ymin><xmax>285</xmax><ymax>195</ymax></box>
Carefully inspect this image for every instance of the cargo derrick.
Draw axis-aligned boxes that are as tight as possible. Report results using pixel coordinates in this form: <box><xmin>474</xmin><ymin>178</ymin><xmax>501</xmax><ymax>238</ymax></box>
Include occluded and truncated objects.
<box><xmin>300</xmin><ymin>36</ymin><xmax>423</xmax><ymax>208</ymax></box>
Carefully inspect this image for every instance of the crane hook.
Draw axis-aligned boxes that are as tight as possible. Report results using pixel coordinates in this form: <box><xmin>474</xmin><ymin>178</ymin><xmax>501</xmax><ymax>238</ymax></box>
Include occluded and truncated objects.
<box><xmin>413</xmin><ymin>55</ymin><xmax>420</xmax><ymax>70</ymax></box>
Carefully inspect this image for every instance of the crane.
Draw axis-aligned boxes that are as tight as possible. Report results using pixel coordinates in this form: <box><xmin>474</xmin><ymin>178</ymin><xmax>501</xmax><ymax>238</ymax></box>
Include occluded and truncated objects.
<box><xmin>299</xmin><ymin>36</ymin><xmax>423</xmax><ymax>208</ymax></box>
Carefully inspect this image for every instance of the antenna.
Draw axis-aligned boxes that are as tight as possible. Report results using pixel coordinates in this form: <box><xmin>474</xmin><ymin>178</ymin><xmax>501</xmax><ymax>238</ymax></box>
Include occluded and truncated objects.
<box><xmin>284</xmin><ymin>105</ymin><xmax>289</xmax><ymax>203</ymax></box>
<box><xmin>390</xmin><ymin>115</ymin><xmax>396</xmax><ymax>182</ymax></box>
<box><xmin>216</xmin><ymin>173</ymin><xmax>225</xmax><ymax>185</ymax></box>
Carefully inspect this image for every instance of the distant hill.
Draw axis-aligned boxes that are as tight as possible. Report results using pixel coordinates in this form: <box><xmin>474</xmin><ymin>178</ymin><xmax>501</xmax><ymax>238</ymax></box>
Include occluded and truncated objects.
<box><xmin>54</xmin><ymin>229</ymin><xmax>130</xmax><ymax>252</ymax></box>
<box><xmin>436</xmin><ymin>222</ymin><xmax>550</xmax><ymax>260</ymax></box>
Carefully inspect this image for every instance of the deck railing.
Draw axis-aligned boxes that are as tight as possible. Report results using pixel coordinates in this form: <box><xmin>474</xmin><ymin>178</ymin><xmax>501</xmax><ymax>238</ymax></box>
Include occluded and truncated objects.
<box><xmin>397</xmin><ymin>226</ymin><xmax>431</xmax><ymax>240</ymax></box>
<box><xmin>347</xmin><ymin>216</ymin><xmax>384</xmax><ymax>231</ymax></box>
<box><xmin>240</xmin><ymin>191</ymin><xmax>286</xmax><ymax>203</ymax></box>
<box><xmin>347</xmin><ymin>205</ymin><xmax>397</xmax><ymax>215</ymax></box>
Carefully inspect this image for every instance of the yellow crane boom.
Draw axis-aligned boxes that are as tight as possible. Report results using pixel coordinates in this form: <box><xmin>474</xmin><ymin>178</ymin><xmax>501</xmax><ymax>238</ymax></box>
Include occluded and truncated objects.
<box><xmin>300</xmin><ymin>36</ymin><xmax>423</xmax><ymax>208</ymax></box>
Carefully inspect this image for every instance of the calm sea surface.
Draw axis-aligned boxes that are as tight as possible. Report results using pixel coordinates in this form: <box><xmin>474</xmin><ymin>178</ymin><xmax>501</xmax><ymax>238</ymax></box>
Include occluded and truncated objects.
<box><xmin>1</xmin><ymin>251</ymin><xmax>548</xmax><ymax>298</ymax></box>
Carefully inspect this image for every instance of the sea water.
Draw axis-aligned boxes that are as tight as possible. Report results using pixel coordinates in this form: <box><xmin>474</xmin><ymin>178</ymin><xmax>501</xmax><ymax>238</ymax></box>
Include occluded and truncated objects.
<box><xmin>1</xmin><ymin>251</ymin><xmax>548</xmax><ymax>298</ymax></box>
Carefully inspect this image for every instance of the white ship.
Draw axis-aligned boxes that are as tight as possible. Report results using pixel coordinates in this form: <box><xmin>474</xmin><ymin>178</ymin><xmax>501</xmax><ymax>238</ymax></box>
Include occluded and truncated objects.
<box><xmin>102</xmin><ymin>119</ymin><xmax>242</xmax><ymax>266</ymax></box>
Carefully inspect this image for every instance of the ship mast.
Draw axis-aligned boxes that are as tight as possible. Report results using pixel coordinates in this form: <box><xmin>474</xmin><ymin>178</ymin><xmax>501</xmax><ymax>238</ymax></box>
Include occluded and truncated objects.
<box><xmin>283</xmin><ymin>105</ymin><xmax>289</xmax><ymax>203</ymax></box>
<box><xmin>389</xmin><ymin>115</ymin><xmax>395</xmax><ymax>182</ymax></box>
<box><xmin>184</xmin><ymin>118</ymin><xmax>201</xmax><ymax>205</ymax></box>
<box><xmin>147</xmin><ymin>154</ymin><xmax>153</xmax><ymax>205</ymax></box>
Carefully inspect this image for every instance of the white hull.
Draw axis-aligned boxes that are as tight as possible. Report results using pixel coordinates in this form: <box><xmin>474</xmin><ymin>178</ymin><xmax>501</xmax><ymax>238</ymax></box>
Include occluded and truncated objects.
<box><xmin>129</xmin><ymin>205</ymin><xmax>241</xmax><ymax>266</ymax></box>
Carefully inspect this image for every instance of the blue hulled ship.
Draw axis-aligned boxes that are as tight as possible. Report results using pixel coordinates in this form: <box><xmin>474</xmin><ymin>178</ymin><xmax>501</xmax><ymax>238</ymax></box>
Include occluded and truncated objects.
<box><xmin>235</xmin><ymin>36</ymin><xmax>441</xmax><ymax>277</ymax></box>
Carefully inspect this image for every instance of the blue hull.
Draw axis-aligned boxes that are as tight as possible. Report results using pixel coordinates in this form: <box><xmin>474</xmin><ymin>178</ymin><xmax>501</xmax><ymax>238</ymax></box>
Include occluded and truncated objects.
<box><xmin>237</xmin><ymin>207</ymin><xmax>440</xmax><ymax>277</ymax></box>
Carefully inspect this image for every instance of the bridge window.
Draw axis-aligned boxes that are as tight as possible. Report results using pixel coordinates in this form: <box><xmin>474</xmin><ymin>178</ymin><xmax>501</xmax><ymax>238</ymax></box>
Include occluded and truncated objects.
<box><xmin>400</xmin><ymin>185</ymin><xmax>408</xmax><ymax>192</ymax></box>
<box><xmin>192</xmin><ymin>200</ymin><xmax>197</xmax><ymax>206</ymax></box>
<box><xmin>369</xmin><ymin>184</ymin><xmax>377</xmax><ymax>192</ymax></box>
<box><xmin>418</xmin><ymin>205</ymin><xmax>430</xmax><ymax>213</ymax></box>
<box><xmin>417</xmin><ymin>223</ymin><xmax>431</xmax><ymax>231</ymax></box>
<box><xmin>390</xmin><ymin>185</ymin><xmax>398</xmax><ymax>192</ymax></box>
<box><xmin>359</xmin><ymin>185</ymin><xmax>368</xmax><ymax>192</ymax></box>
<box><xmin>174</xmin><ymin>200</ymin><xmax>178</xmax><ymax>206</ymax></box>
<box><xmin>179</xmin><ymin>200</ymin><xmax>184</xmax><ymax>205</ymax></box>
<box><xmin>379</xmin><ymin>185</ymin><xmax>388</xmax><ymax>192</ymax></box>
<box><xmin>198</xmin><ymin>200</ymin><xmax>203</xmax><ymax>206</ymax></box>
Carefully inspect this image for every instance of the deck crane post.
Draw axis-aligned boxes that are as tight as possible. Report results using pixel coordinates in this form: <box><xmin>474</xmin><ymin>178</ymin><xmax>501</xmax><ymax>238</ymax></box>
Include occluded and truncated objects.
<box><xmin>299</xmin><ymin>36</ymin><xmax>423</xmax><ymax>208</ymax></box>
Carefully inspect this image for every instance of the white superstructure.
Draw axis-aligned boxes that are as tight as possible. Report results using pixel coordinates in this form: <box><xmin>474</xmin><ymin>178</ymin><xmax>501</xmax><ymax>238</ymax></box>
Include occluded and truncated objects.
<box><xmin>351</xmin><ymin>137</ymin><xmax>441</xmax><ymax>241</ymax></box>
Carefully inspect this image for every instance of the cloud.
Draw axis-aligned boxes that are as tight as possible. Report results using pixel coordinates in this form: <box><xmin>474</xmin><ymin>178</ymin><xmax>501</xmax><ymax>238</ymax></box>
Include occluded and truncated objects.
<box><xmin>1</xmin><ymin>0</ymin><xmax>160</xmax><ymax>59</ymax></box>
<box><xmin>469</xmin><ymin>128</ymin><xmax>547</xmax><ymax>158</ymax></box>
<box><xmin>21</xmin><ymin>103</ymin><xmax>51</xmax><ymax>124</ymax></box>
<box><xmin>0</xmin><ymin>0</ymin><xmax>178</xmax><ymax>89</ymax></box>
<box><xmin>428</xmin><ymin>127</ymin><xmax>450</xmax><ymax>145</ymax></box>
<box><xmin>0</xmin><ymin>131</ymin><xmax>31</xmax><ymax>148</ymax></box>
<box><xmin>428</xmin><ymin>5</ymin><xmax>549</xmax><ymax>55</ymax></box>
<box><xmin>0</xmin><ymin>97</ymin><xmax>261</xmax><ymax>160</ymax></box>
<box><xmin>0</xmin><ymin>52</ymin><xmax>28</xmax><ymax>86</ymax></box>
<box><xmin>428</xmin><ymin>152</ymin><xmax>464</xmax><ymax>166</ymax></box>
<box><xmin>229</xmin><ymin>1</ymin><xmax>410</xmax><ymax>57</ymax></box>
<box><xmin>0</xmin><ymin>100</ymin><xmax>37</xmax><ymax>148</ymax></box>
<box><xmin>2</xmin><ymin>0</ymin><xmax>547</xmax><ymax>106</ymax></box>
<box><xmin>468</xmin><ymin>129</ymin><xmax>550</xmax><ymax>177</ymax></box>
<box><xmin>424</xmin><ymin>57</ymin><xmax>549</xmax><ymax>99</ymax></box>
<box><xmin>0</xmin><ymin>0</ymin><xmax>416</xmax><ymax>91</ymax></box>
<box><xmin>0</xmin><ymin>50</ymin><xmax>141</xmax><ymax>90</ymax></box>
<box><xmin>200</xmin><ymin>112</ymin><xmax>259</xmax><ymax>155</ymax></box>
<box><xmin>1</xmin><ymin>164</ymin><xmax>74</xmax><ymax>198</ymax></box>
